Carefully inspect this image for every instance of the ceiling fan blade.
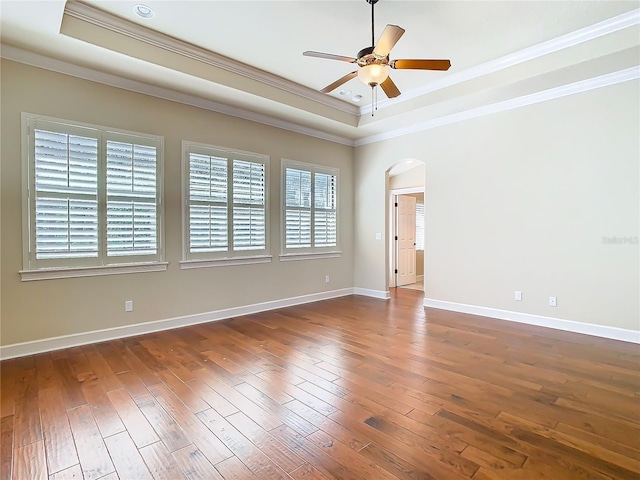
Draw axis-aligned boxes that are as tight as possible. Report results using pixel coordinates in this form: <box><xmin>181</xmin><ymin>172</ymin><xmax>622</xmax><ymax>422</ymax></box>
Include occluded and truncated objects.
<box><xmin>390</xmin><ymin>59</ymin><xmax>451</xmax><ymax>71</ymax></box>
<box><xmin>380</xmin><ymin>77</ymin><xmax>401</xmax><ymax>98</ymax></box>
<box><xmin>320</xmin><ymin>71</ymin><xmax>358</xmax><ymax>93</ymax></box>
<box><xmin>373</xmin><ymin>25</ymin><xmax>405</xmax><ymax>59</ymax></box>
<box><xmin>303</xmin><ymin>51</ymin><xmax>357</xmax><ymax>63</ymax></box>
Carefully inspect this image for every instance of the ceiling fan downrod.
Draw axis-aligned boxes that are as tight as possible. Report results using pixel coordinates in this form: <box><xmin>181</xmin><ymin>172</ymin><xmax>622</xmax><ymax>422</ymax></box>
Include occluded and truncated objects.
<box><xmin>367</xmin><ymin>0</ymin><xmax>379</xmax><ymax>47</ymax></box>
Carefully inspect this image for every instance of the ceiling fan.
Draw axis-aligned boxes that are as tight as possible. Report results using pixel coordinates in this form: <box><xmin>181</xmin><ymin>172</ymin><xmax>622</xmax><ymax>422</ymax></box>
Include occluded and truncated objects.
<box><xmin>303</xmin><ymin>0</ymin><xmax>451</xmax><ymax>104</ymax></box>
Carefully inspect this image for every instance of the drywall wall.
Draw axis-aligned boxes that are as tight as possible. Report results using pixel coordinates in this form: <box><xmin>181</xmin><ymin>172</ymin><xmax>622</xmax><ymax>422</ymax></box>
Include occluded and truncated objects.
<box><xmin>388</xmin><ymin>164</ymin><xmax>426</xmax><ymax>191</ymax></box>
<box><xmin>354</xmin><ymin>79</ymin><xmax>639</xmax><ymax>331</ymax></box>
<box><xmin>0</xmin><ymin>59</ymin><xmax>354</xmax><ymax>346</ymax></box>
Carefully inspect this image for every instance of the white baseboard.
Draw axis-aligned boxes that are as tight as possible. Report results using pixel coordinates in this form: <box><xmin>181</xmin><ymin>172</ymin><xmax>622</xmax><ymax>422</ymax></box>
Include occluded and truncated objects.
<box><xmin>416</xmin><ymin>275</ymin><xmax>424</xmax><ymax>281</ymax></box>
<box><xmin>423</xmin><ymin>298</ymin><xmax>640</xmax><ymax>344</ymax></box>
<box><xmin>353</xmin><ymin>288</ymin><xmax>391</xmax><ymax>300</ymax></box>
<box><xmin>6</xmin><ymin>290</ymin><xmax>634</xmax><ymax>359</ymax></box>
<box><xmin>0</xmin><ymin>288</ymin><xmax>355</xmax><ymax>360</ymax></box>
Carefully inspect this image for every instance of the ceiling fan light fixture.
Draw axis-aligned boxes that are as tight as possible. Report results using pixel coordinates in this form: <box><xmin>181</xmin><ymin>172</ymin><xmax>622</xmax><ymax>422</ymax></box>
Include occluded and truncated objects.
<box><xmin>357</xmin><ymin>64</ymin><xmax>389</xmax><ymax>87</ymax></box>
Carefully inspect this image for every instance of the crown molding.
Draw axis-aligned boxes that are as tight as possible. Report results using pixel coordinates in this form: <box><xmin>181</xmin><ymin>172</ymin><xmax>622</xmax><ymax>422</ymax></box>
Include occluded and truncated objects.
<box><xmin>64</xmin><ymin>0</ymin><xmax>358</xmax><ymax>117</ymax></box>
<box><xmin>4</xmin><ymin>45</ymin><xmax>637</xmax><ymax>148</ymax></box>
<box><xmin>0</xmin><ymin>45</ymin><xmax>355</xmax><ymax>147</ymax></box>
<box><xmin>360</xmin><ymin>8</ymin><xmax>640</xmax><ymax>116</ymax></box>
<box><xmin>355</xmin><ymin>66</ymin><xmax>640</xmax><ymax>146</ymax></box>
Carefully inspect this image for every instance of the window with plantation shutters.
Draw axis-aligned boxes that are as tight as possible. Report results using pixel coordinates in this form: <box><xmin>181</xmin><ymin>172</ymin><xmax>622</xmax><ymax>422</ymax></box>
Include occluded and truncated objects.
<box><xmin>415</xmin><ymin>201</ymin><xmax>425</xmax><ymax>251</ymax></box>
<box><xmin>282</xmin><ymin>160</ymin><xmax>339</xmax><ymax>257</ymax></box>
<box><xmin>182</xmin><ymin>142</ymin><xmax>269</xmax><ymax>267</ymax></box>
<box><xmin>21</xmin><ymin>114</ymin><xmax>164</xmax><ymax>280</ymax></box>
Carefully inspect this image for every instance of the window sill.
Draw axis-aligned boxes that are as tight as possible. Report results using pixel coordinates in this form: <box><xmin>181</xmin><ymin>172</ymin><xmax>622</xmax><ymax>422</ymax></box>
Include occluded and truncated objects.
<box><xmin>180</xmin><ymin>255</ymin><xmax>273</xmax><ymax>270</ymax></box>
<box><xmin>279</xmin><ymin>251</ymin><xmax>342</xmax><ymax>262</ymax></box>
<box><xmin>20</xmin><ymin>262</ymin><xmax>169</xmax><ymax>282</ymax></box>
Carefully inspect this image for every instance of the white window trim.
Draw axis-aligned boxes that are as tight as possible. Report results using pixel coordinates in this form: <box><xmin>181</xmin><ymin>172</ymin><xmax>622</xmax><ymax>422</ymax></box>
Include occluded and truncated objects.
<box><xmin>20</xmin><ymin>262</ymin><xmax>168</xmax><ymax>282</ymax></box>
<box><xmin>20</xmin><ymin>113</ymin><xmax>165</xmax><ymax>281</ymax></box>
<box><xmin>180</xmin><ymin>255</ymin><xmax>273</xmax><ymax>270</ymax></box>
<box><xmin>280</xmin><ymin>159</ymin><xmax>340</xmax><ymax>258</ymax></box>
<box><xmin>279</xmin><ymin>251</ymin><xmax>342</xmax><ymax>262</ymax></box>
<box><xmin>181</xmin><ymin>141</ymin><xmax>271</xmax><ymax>267</ymax></box>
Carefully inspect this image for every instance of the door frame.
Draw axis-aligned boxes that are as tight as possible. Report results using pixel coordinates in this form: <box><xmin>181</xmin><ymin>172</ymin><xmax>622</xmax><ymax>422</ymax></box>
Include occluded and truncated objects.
<box><xmin>388</xmin><ymin>186</ymin><xmax>425</xmax><ymax>288</ymax></box>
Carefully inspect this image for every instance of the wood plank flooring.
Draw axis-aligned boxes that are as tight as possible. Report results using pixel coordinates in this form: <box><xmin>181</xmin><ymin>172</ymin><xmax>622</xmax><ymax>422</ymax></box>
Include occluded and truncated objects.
<box><xmin>1</xmin><ymin>289</ymin><xmax>639</xmax><ymax>479</ymax></box>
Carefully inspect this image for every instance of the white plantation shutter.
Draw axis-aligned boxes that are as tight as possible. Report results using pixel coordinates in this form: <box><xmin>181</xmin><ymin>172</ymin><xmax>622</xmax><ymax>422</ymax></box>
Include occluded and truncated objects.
<box><xmin>106</xmin><ymin>140</ymin><xmax>158</xmax><ymax>256</ymax></box>
<box><xmin>285</xmin><ymin>168</ymin><xmax>312</xmax><ymax>248</ymax></box>
<box><xmin>415</xmin><ymin>202</ymin><xmax>425</xmax><ymax>251</ymax></box>
<box><xmin>233</xmin><ymin>160</ymin><xmax>266</xmax><ymax>250</ymax></box>
<box><xmin>23</xmin><ymin>115</ymin><xmax>163</xmax><ymax>272</ymax></box>
<box><xmin>189</xmin><ymin>153</ymin><xmax>228</xmax><ymax>252</ymax></box>
<box><xmin>34</xmin><ymin>129</ymin><xmax>99</xmax><ymax>259</ymax></box>
<box><xmin>314</xmin><ymin>172</ymin><xmax>337</xmax><ymax>247</ymax></box>
<box><xmin>184</xmin><ymin>143</ymin><xmax>268</xmax><ymax>261</ymax></box>
<box><xmin>283</xmin><ymin>161</ymin><xmax>339</xmax><ymax>253</ymax></box>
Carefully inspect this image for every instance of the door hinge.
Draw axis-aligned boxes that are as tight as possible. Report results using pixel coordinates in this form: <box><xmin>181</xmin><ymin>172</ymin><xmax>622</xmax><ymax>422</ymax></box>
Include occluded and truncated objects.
<box><xmin>394</xmin><ymin>269</ymin><xmax>398</xmax><ymax>274</ymax></box>
<box><xmin>395</xmin><ymin>202</ymin><xmax>398</xmax><ymax>207</ymax></box>
<box><xmin>395</xmin><ymin>236</ymin><xmax>398</xmax><ymax>241</ymax></box>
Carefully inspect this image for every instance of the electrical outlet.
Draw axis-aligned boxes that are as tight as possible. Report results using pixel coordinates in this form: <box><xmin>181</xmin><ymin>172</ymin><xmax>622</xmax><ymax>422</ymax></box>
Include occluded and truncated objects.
<box><xmin>549</xmin><ymin>296</ymin><xmax>557</xmax><ymax>307</ymax></box>
<box><xmin>375</xmin><ymin>232</ymin><xmax>382</xmax><ymax>240</ymax></box>
<box><xmin>325</xmin><ymin>275</ymin><xmax>330</xmax><ymax>283</ymax></box>
<box><xmin>515</xmin><ymin>291</ymin><xmax>522</xmax><ymax>301</ymax></box>
<box><xmin>125</xmin><ymin>300</ymin><xmax>133</xmax><ymax>312</ymax></box>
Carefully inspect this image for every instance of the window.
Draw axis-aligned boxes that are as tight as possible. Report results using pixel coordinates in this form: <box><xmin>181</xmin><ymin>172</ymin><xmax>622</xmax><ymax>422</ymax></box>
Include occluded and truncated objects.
<box><xmin>21</xmin><ymin>114</ymin><xmax>165</xmax><ymax>279</ymax></box>
<box><xmin>182</xmin><ymin>142</ymin><xmax>269</xmax><ymax>267</ymax></box>
<box><xmin>416</xmin><ymin>201</ymin><xmax>425</xmax><ymax>251</ymax></box>
<box><xmin>282</xmin><ymin>160</ymin><xmax>339</xmax><ymax>258</ymax></box>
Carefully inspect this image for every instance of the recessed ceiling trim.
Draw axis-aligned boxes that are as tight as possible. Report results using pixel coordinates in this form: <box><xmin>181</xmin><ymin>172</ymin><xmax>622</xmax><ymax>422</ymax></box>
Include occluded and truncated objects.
<box><xmin>360</xmin><ymin>8</ymin><xmax>640</xmax><ymax>115</ymax></box>
<box><xmin>63</xmin><ymin>1</ymin><xmax>358</xmax><ymax>116</ymax></box>
<box><xmin>1</xmin><ymin>45</ymin><xmax>355</xmax><ymax>147</ymax></box>
<box><xmin>356</xmin><ymin>66</ymin><xmax>640</xmax><ymax>146</ymax></box>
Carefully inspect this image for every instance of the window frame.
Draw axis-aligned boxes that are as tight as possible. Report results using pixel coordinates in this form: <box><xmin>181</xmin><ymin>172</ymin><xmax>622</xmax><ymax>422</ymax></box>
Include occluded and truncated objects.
<box><xmin>180</xmin><ymin>141</ymin><xmax>271</xmax><ymax>269</ymax></box>
<box><xmin>20</xmin><ymin>113</ymin><xmax>166</xmax><ymax>281</ymax></box>
<box><xmin>280</xmin><ymin>159</ymin><xmax>340</xmax><ymax>260</ymax></box>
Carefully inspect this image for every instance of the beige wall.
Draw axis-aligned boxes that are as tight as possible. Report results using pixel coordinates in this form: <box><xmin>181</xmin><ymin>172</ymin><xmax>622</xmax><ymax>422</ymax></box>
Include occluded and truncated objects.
<box><xmin>388</xmin><ymin>164</ymin><xmax>426</xmax><ymax>190</ymax></box>
<box><xmin>355</xmin><ymin>80</ymin><xmax>639</xmax><ymax>331</ymax></box>
<box><xmin>0</xmin><ymin>60</ymin><xmax>354</xmax><ymax>346</ymax></box>
<box><xmin>2</xmin><ymin>58</ymin><xmax>638</xmax><ymax>347</ymax></box>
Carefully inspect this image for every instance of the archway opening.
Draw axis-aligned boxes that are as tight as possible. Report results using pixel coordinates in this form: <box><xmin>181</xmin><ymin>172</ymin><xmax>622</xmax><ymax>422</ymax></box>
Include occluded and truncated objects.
<box><xmin>386</xmin><ymin>159</ymin><xmax>425</xmax><ymax>291</ymax></box>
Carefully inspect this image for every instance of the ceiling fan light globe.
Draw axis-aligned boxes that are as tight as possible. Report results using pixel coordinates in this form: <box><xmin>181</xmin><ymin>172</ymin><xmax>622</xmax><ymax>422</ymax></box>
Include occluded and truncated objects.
<box><xmin>358</xmin><ymin>64</ymin><xmax>390</xmax><ymax>86</ymax></box>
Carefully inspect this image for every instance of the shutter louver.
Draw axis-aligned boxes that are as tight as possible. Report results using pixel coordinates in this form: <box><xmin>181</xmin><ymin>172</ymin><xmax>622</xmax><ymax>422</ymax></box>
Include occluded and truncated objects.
<box><xmin>34</xmin><ymin>129</ymin><xmax>99</xmax><ymax>259</ymax></box>
<box><xmin>285</xmin><ymin>210</ymin><xmax>312</xmax><ymax>248</ymax></box>
<box><xmin>106</xmin><ymin>140</ymin><xmax>158</xmax><ymax>256</ymax></box>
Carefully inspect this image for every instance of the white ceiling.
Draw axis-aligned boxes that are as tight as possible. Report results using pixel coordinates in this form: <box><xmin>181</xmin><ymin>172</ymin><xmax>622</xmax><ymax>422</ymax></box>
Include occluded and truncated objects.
<box><xmin>1</xmin><ymin>1</ymin><xmax>639</xmax><ymax>145</ymax></box>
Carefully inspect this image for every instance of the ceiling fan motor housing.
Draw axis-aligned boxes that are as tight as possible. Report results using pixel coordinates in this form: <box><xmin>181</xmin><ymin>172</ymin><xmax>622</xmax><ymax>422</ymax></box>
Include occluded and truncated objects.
<box><xmin>357</xmin><ymin>46</ymin><xmax>389</xmax><ymax>67</ymax></box>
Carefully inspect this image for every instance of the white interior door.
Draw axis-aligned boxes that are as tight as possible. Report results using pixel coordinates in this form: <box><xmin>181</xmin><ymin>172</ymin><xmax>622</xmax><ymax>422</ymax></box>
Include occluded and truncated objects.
<box><xmin>397</xmin><ymin>195</ymin><xmax>417</xmax><ymax>286</ymax></box>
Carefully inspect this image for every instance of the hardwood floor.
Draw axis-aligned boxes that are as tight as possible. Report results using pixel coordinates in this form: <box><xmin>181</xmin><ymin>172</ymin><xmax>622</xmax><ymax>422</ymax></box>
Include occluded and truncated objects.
<box><xmin>1</xmin><ymin>289</ymin><xmax>639</xmax><ymax>479</ymax></box>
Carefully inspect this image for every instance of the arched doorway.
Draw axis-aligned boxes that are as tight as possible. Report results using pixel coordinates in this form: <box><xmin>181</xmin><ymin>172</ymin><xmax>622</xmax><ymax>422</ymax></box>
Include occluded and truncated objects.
<box><xmin>386</xmin><ymin>159</ymin><xmax>425</xmax><ymax>291</ymax></box>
